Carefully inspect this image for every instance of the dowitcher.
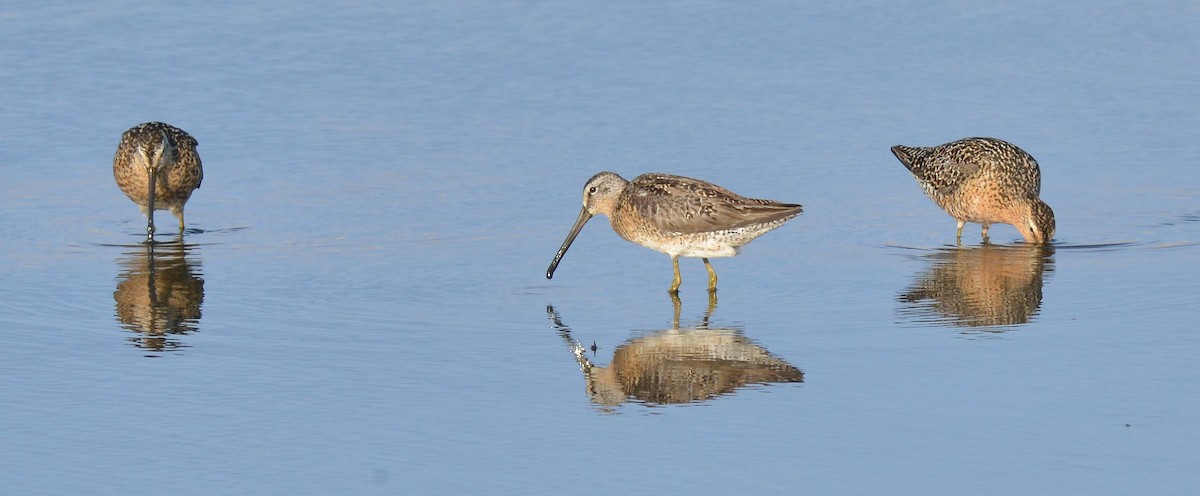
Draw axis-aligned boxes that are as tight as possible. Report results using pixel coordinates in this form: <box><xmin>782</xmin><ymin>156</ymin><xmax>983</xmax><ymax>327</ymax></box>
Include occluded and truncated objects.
<box><xmin>545</xmin><ymin>172</ymin><xmax>803</xmax><ymax>293</ymax></box>
<box><xmin>113</xmin><ymin>122</ymin><xmax>203</xmax><ymax>242</ymax></box>
<box><xmin>891</xmin><ymin>137</ymin><xmax>1055</xmax><ymax>244</ymax></box>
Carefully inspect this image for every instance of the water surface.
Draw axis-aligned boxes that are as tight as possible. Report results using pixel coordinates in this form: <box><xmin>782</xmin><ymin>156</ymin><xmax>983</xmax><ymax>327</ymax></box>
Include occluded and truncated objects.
<box><xmin>1</xmin><ymin>1</ymin><xmax>1198</xmax><ymax>494</ymax></box>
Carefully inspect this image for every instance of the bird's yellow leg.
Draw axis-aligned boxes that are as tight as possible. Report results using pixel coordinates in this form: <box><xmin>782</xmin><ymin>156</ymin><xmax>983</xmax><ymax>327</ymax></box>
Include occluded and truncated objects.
<box><xmin>703</xmin><ymin>258</ymin><xmax>718</xmax><ymax>292</ymax></box>
<box><xmin>669</xmin><ymin>255</ymin><xmax>682</xmax><ymax>294</ymax></box>
<box><xmin>955</xmin><ymin>220</ymin><xmax>965</xmax><ymax>245</ymax></box>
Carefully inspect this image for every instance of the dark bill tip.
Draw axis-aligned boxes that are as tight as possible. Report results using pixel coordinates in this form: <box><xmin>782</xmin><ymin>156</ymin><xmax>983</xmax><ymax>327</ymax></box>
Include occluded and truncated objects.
<box><xmin>546</xmin><ymin>206</ymin><xmax>592</xmax><ymax>281</ymax></box>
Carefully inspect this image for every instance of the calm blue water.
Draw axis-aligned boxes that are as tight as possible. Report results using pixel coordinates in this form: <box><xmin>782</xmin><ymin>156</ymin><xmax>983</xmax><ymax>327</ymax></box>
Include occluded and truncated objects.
<box><xmin>2</xmin><ymin>1</ymin><xmax>1198</xmax><ymax>494</ymax></box>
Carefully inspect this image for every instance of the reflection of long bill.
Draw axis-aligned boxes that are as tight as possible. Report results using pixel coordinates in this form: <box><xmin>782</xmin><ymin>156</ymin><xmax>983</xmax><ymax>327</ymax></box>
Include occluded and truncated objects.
<box><xmin>546</xmin><ymin>205</ymin><xmax>593</xmax><ymax>279</ymax></box>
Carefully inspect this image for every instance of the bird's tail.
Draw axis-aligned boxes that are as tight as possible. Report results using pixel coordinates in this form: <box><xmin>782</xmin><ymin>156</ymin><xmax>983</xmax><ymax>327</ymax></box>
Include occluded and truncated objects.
<box><xmin>890</xmin><ymin>145</ymin><xmax>929</xmax><ymax>172</ymax></box>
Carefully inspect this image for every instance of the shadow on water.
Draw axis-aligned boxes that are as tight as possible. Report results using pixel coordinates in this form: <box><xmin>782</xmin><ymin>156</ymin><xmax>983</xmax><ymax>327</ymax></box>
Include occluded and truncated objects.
<box><xmin>547</xmin><ymin>294</ymin><xmax>803</xmax><ymax>413</ymax></box>
<box><xmin>112</xmin><ymin>240</ymin><xmax>204</xmax><ymax>356</ymax></box>
<box><xmin>896</xmin><ymin>244</ymin><xmax>1054</xmax><ymax>330</ymax></box>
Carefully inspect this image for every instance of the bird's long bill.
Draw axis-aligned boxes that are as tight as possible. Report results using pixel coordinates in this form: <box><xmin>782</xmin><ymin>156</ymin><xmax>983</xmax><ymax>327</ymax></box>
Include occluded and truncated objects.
<box><xmin>546</xmin><ymin>205</ymin><xmax>593</xmax><ymax>279</ymax></box>
<box><xmin>145</xmin><ymin>162</ymin><xmax>158</xmax><ymax>241</ymax></box>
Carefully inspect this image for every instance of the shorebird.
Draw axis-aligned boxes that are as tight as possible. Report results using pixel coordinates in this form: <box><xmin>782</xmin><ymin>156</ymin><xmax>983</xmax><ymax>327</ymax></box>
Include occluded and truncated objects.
<box><xmin>891</xmin><ymin>137</ymin><xmax>1054</xmax><ymax>244</ymax></box>
<box><xmin>113</xmin><ymin>122</ymin><xmax>203</xmax><ymax>242</ymax></box>
<box><xmin>546</xmin><ymin>172</ymin><xmax>802</xmax><ymax>293</ymax></box>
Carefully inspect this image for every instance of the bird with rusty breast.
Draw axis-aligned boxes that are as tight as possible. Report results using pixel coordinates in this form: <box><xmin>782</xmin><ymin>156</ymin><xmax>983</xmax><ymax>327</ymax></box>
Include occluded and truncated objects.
<box><xmin>891</xmin><ymin>137</ymin><xmax>1054</xmax><ymax>244</ymax></box>
<box><xmin>546</xmin><ymin>172</ymin><xmax>802</xmax><ymax>293</ymax></box>
<box><xmin>113</xmin><ymin>122</ymin><xmax>203</xmax><ymax>242</ymax></box>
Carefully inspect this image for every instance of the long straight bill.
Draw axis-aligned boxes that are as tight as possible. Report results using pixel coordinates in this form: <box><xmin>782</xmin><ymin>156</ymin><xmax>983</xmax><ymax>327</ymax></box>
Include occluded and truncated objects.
<box><xmin>145</xmin><ymin>162</ymin><xmax>157</xmax><ymax>242</ymax></box>
<box><xmin>546</xmin><ymin>205</ymin><xmax>593</xmax><ymax>279</ymax></box>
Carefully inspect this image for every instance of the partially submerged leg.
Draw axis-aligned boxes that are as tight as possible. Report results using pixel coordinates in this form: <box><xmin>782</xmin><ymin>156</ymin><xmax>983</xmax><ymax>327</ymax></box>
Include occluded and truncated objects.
<box><xmin>955</xmin><ymin>219</ymin><xmax>965</xmax><ymax>244</ymax></box>
<box><xmin>981</xmin><ymin>222</ymin><xmax>991</xmax><ymax>243</ymax></box>
<box><xmin>670</xmin><ymin>292</ymin><xmax>682</xmax><ymax>329</ymax></box>
<box><xmin>669</xmin><ymin>255</ymin><xmax>682</xmax><ymax>294</ymax></box>
<box><xmin>702</xmin><ymin>258</ymin><xmax>718</xmax><ymax>292</ymax></box>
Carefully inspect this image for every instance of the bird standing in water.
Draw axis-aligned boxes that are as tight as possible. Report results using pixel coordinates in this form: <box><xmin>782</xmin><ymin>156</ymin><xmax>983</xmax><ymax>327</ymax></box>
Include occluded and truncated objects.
<box><xmin>546</xmin><ymin>172</ymin><xmax>803</xmax><ymax>293</ymax></box>
<box><xmin>113</xmin><ymin>122</ymin><xmax>203</xmax><ymax>242</ymax></box>
<box><xmin>891</xmin><ymin>137</ymin><xmax>1054</xmax><ymax>244</ymax></box>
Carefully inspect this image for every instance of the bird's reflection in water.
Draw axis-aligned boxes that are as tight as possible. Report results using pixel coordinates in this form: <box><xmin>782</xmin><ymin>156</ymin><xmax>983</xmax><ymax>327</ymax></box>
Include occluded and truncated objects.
<box><xmin>547</xmin><ymin>294</ymin><xmax>803</xmax><ymax>411</ymax></box>
<box><xmin>898</xmin><ymin>244</ymin><xmax>1054</xmax><ymax>329</ymax></box>
<box><xmin>113</xmin><ymin>241</ymin><xmax>204</xmax><ymax>355</ymax></box>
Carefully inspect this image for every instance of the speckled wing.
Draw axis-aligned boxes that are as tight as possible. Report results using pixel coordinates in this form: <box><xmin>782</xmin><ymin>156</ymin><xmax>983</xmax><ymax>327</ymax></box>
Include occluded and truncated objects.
<box><xmin>628</xmin><ymin>174</ymin><xmax>802</xmax><ymax>234</ymax></box>
<box><xmin>164</xmin><ymin>125</ymin><xmax>203</xmax><ymax>190</ymax></box>
<box><xmin>919</xmin><ymin>153</ymin><xmax>980</xmax><ymax>195</ymax></box>
<box><xmin>186</xmin><ymin>139</ymin><xmax>203</xmax><ymax>191</ymax></box>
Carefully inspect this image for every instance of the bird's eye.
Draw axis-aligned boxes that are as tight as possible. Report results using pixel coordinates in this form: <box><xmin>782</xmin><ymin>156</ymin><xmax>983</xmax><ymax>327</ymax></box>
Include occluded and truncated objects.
<box><xmin>588</xmin><ymin>186</ymin><xmax>597</xmax><ymax>194</ymax></box>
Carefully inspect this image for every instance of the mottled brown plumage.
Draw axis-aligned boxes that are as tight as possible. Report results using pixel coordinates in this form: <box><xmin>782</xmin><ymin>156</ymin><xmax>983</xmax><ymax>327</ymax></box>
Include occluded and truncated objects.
<box><xmin>891</xmin><ymin>137</ymin><xmax>1054</xmax><ymax>244</ymax></box>
<box><xmin>113</xmin><ymin>122</ymin><xmax>203</xmax><ymax>241</ymax></box>
<box><xmin>546</xmin><ymin>172</ymin><xmax>803</xmax><ymax>293</ymax></box>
